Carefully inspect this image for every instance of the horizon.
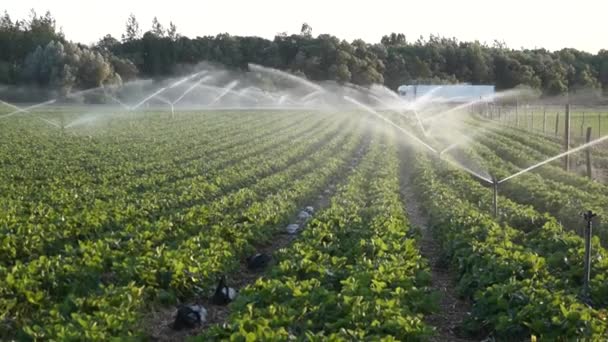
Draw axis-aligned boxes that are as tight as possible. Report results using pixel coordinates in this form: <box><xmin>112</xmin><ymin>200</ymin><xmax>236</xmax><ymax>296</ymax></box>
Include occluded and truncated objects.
<box><xmin>4</xmin><ymin>0</ymin><xmax>607</xmax><ymax>54</ymax></box>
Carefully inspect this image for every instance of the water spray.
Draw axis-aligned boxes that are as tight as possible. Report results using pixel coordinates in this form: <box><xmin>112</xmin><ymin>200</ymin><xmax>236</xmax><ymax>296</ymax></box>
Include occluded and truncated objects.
<box><xmin>37</xmin><ymin>117</ymin><xmax>62</xmax><ymax>129</ymax></box>
<box><xmin>439</xmin><ymin>154</ymin><xmax>493</xmax><ymax>184</ymax></box>
<box><xmin>173</xmin><ymin>75</ymin><xmax>213</xmax><ymax>105</ymax></box>
<box><xmin>357</xmin><ymin>85</ymin><xmax>429</xmax><ymax>137</ymax></box>
<box><xmin>156</xmin><ymin>96</ymin><xmax>175</xmax><ymax>118</ymax></box>
<box><xmin>131</xmin><ymin>86</ymin><xmax>169</xmax><ymax>111</ymax></box>
<box><xmin>130</xmin><ymin>70</ymin><xmax>206</xmax><ymax>111</ymax></box>
<box><xmin>209</xmin><ymin>81</ymin><xmax>239</xmax><ymax>106</ymax></box>
<box><xmin>300</xmin><ymin>90</ymin><xmax>324</xmax><ymax>102</ymax></box>
<box><xmin>412</xmin><ymin>109</ymin><xmax>428</xmax><ymax>136</ymax></box>
<box><xmin>167</xmin><ymin>71</ymin><xmax>206</xmax><ymax>89</ymax></box>
<box><xmin>248</xmin><ymin>64</ymin><xmax>323</xmax><ymax>92</ymax></box>
<box><xmin>498</xmin><ymin>134</ymin><xmax>608</xmax><ymax>184</ymax></box>
<box><xmin>0</xmin><ymin>99</ymin><xmax>26</xmax><ymax>113</ymax></box>
<box><xmin>104</xmin><ymin>94</ymin><xmax>131</xmax><ymax>110</ymax></box>
<box><xmin>422</xmin><ymin>97</ymin><xmax>490</xmax><ymax>124</ymax></box>
<box><xmin>0</xmin><ymin>99</ymin><xmax>57</xmax><ymax>119</ymax></box>
<box><xmin>343</xmin><ymin>96</ymin><xmax>437</xmax><ymax>153</ymax></box>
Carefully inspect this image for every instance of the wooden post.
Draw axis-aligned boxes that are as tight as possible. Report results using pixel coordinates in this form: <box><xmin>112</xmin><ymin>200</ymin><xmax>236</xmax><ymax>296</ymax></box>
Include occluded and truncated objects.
<box><xmin>530</xmin><ymin>110</ymin><xmax>534</xmax><ymax>131</ymax></box>
<box><xmin>555</xmin><ymin>113</ymin><xmax>560</xmax><ymax>136</ymax></box>
<box><xmin>581</xmin><ymin>112</ymin><xmax>586</xmax><ymax>137</ymax></box>
<box><xmin>564</xmin><ymin>104</ymin><xmax>571</xmax><ymax>171</ymax></box>
<box><xmin>543</xmin><ymin>109</ymin><xmax>547</xmax><ymax>134</ymax></box>
<box><xmin>586</xmin><ymin>127</ymin><xmax>593</xmax><ymax>179</ymax></box>
<box><xmin>515</xmin><ymin>102</ymin><xmax>519</xmax><ymax>127</ymax></box>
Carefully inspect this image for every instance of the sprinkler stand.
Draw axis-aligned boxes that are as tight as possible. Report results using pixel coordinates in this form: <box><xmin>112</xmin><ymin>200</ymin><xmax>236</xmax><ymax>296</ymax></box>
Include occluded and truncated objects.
<box><xmin>491</xmin><ymin>175</ymin><xmax>498</xmax><ymax>218</ymax></box>
<box><xmin>583</xmin><ymin>210</ymin><xmax>596</xmax><ymax>297</ymax></box>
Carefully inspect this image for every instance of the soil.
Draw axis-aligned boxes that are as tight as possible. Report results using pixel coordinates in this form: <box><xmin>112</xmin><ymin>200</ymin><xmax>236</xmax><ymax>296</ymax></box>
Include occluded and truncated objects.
<box><xmin>400</xmin><ymin>148</ymin><xmax>476</xmax><ymax>342</ymax></box>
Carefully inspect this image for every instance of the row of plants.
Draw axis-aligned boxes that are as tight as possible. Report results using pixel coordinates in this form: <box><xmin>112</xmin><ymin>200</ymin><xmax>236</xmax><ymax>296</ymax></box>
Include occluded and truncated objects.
<box><xmin>458</xmin><ymin>137</ymin><xmax>608</xmax><ymax>245</ymax></box>
<box><xmin>426</xmin><ymin>155</ymin><xmax>608</xmax><ymax>307</ymax></box>
<box><xmin>470</xmin><ymin>115</ymin><xmax>608</xmax><ymax>169</ymax></box>
<box><xmin>201</xmin><ymin>130</ymin><xmax>435</xmax><ymax>341</ymax></box>
<box><xmin>463</xmin><ymin>119</ymin><xmax>608</xmax><ymax>194</ymax></box>
<box><xmin>410</xmin><ymin>152</ymin><xmax>608</xmax><ymax>340</ymax></box>
<box><xmin>0</xmin><ymin>111</ymin><xmax>333</xmax><ymax>264</ymax></box>
<box><xmin>0</xmin><ymin>111</ymin><xmax>367</xmax><ymax>339</ymax></box>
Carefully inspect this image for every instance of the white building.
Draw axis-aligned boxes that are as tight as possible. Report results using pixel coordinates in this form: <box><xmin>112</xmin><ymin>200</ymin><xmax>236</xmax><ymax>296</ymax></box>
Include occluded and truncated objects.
<box><xmin>398</xmin><ymin>84</ymin><xmax>495</xmax><ymax>103</ymax></box>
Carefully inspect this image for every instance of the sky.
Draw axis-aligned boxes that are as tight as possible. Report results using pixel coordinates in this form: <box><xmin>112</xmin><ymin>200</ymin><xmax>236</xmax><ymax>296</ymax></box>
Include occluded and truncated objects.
<box><xmin>4</xmin><ymin>0</ymin><xmax>607</xmax><ymax>53</ymax></box>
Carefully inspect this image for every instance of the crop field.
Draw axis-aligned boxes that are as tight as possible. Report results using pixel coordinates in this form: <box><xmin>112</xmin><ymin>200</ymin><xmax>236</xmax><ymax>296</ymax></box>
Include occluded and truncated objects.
<box><xmin>1</xmin><ymin>101</ymin><xmax>608</xmax><ymax>341</ymax></box>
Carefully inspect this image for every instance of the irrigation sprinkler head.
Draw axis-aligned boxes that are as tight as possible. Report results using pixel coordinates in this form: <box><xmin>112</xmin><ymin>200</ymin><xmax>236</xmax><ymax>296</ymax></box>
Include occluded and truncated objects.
<box><xmin>583</xmin><ymin>210</ymin><xmax>597</xmax><ymax>222</ymax></box>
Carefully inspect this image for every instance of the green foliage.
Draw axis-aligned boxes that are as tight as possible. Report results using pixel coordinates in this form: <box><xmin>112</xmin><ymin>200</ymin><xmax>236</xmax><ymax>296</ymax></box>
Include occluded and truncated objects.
<box><xmin>200</xmin><ymin>130</ymin><xmax>434</xmax><ymax>340</ymax></box>
<box><xmin>3</xmin><ymin>10</ymin><xmax>608</xmax><ymax>96</ymax></box>
<box><xmin>0</xmin><ymin>111</ymin><xmax>366</xmax><ymax>339</ymax></box>
<box><xmin>411</xmin><ymin>150</ymin><xmax>608</xmax><ymax>340</ymax></box>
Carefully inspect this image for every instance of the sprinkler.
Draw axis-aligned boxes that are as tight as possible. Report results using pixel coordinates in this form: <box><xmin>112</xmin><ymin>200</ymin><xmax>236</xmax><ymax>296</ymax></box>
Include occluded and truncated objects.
<box><xmin>582</xmin><ymin>210</ymin><xmax>596</xmax><ymax>298</ymax></box>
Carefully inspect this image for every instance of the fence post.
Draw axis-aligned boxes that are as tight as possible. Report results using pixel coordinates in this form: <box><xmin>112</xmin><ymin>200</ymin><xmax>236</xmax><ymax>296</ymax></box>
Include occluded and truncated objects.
<box><xmin>586</xmin><ymin>127</ymin><xmax>593</xmax><ymax>179</ymax></box>
<box><xmin>515</xmin><ymin>101</ymin><xmax>519</xmax><ymax>127</ymax></box>
<box><xmin>555</xmin><ymin>113</ymin><xmax>560</xmax><ymax>136</ymax></box>
<box><xmin>581</xmin><ymin>112</ymin><xmax>586</xmax><ymax>137</ymax></box>
<box><xmin>530</xmin><ymin>110</ymin><xmax>534</xmax><ymax>131</ymax></box>
<box><xmin>543</xmin><ymin>109</ymin><xmax>547</xmax><ymax>134</ymax></box>
<box><xmin>564</xmin><ymin>104</ymin><xmax>571</xmax><ymax>171</ymax></box>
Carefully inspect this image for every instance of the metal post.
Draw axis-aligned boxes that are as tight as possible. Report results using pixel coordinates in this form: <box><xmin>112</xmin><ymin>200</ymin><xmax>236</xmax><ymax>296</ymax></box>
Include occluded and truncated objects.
<box><xmin>564</xmin><ymin>104</ymin><xmax>571</xmax><ymax>171</ymax></box>
<box><xmin>583</xmin><ymin>210</ymin><xmax>596</xmax><ymax>296</ymax></box>
<box><xmin>543</xmin><ymin>109</ymin><xmax>547</xmax><ymax>134</ymax></box>
<box><xmin>586</xmin><ymin>127</ymin><xmax>593</xmax><ymax>179</ymax></box>
<box><xmin>492</xmin><ymin>175</ymin><xmax>498</xmax><ymax>218</ymax></box>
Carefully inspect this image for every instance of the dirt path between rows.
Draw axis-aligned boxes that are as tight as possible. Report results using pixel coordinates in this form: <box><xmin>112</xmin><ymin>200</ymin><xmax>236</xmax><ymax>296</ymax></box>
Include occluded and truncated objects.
<box><xmin>400</xmin><ymin>149</ymin><xmax>476</xmax><ymax>342</ymax></box>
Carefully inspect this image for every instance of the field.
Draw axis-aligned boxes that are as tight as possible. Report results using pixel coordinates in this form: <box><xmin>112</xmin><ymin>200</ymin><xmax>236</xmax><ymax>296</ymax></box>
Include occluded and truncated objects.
<box><xmin>489</xmin><ymin>104</ymin><xmax>608</xmax><ymax>140</ymax></box>
<box><xmin>1</xmin><ymin>106</ymin><xmax>608</xmax><ymax>341</ymax></box>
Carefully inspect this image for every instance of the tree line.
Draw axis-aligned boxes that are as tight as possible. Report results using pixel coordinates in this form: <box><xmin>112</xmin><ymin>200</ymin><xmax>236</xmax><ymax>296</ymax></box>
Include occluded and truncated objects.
<box><xmin>1</xmin><ymin>10</ymin><xmax>607</xmax><ymax>98</ymax></box>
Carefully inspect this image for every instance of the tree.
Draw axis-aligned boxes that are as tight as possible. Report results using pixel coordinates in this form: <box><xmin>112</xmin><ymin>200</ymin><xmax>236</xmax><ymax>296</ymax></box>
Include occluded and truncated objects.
<box><xmin>96</xmin><ymin>34</ymin><xmax>119</xmax><ymax>52</ymax></box>
<box><xmin>381</xmin><ymin>33</ymin><xmax>406</xmax><ymax>46</ymax></box>
<box><xmin>3</xmin><ymin>8</ymin><xmax>608</xmax><ymax>96</ymax></box>
<box><xmin>167</xmin><ymin>22</ymin><xmax>178</xmax><ymax>41</ymax></box>
<box><xmin>22</xmin><ymin>40</ymin><xmax>120</xmax><ymax>95</ymax></box>
<box><xmin>122</xmin><ymin>14</ymin><xmax>141</xmax><ymax>42</ymax></box>
<box><xmin>300</xmin><ymin>23</ymin><xmax>312</xmax><ymax>37</ymax></box>
<box><xmin>597</xmin><ymin>50</ymin><xmax>608</xmax><ymax>94</ymax></box>
<box><xmin>110</xmin><ymin>55</ymin><xmax>138</xmax><ymax>81</ymax></box>
<box><xmin>0</xmin><ymin>11</ymin><xmax>13</xmax><ymax>29</ymax></box>
<box><xmin>151</xmin><ymin>17</ymin><xmax>165</xmax><ymax>37</ymax></box>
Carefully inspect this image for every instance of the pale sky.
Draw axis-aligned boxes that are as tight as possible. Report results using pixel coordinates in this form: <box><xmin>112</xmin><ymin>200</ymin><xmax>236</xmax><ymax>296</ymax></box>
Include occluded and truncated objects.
<box><xmin>4</xmin><ymin>0</ymin><xmax>607</xmax><ymax>53</ymax></box>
